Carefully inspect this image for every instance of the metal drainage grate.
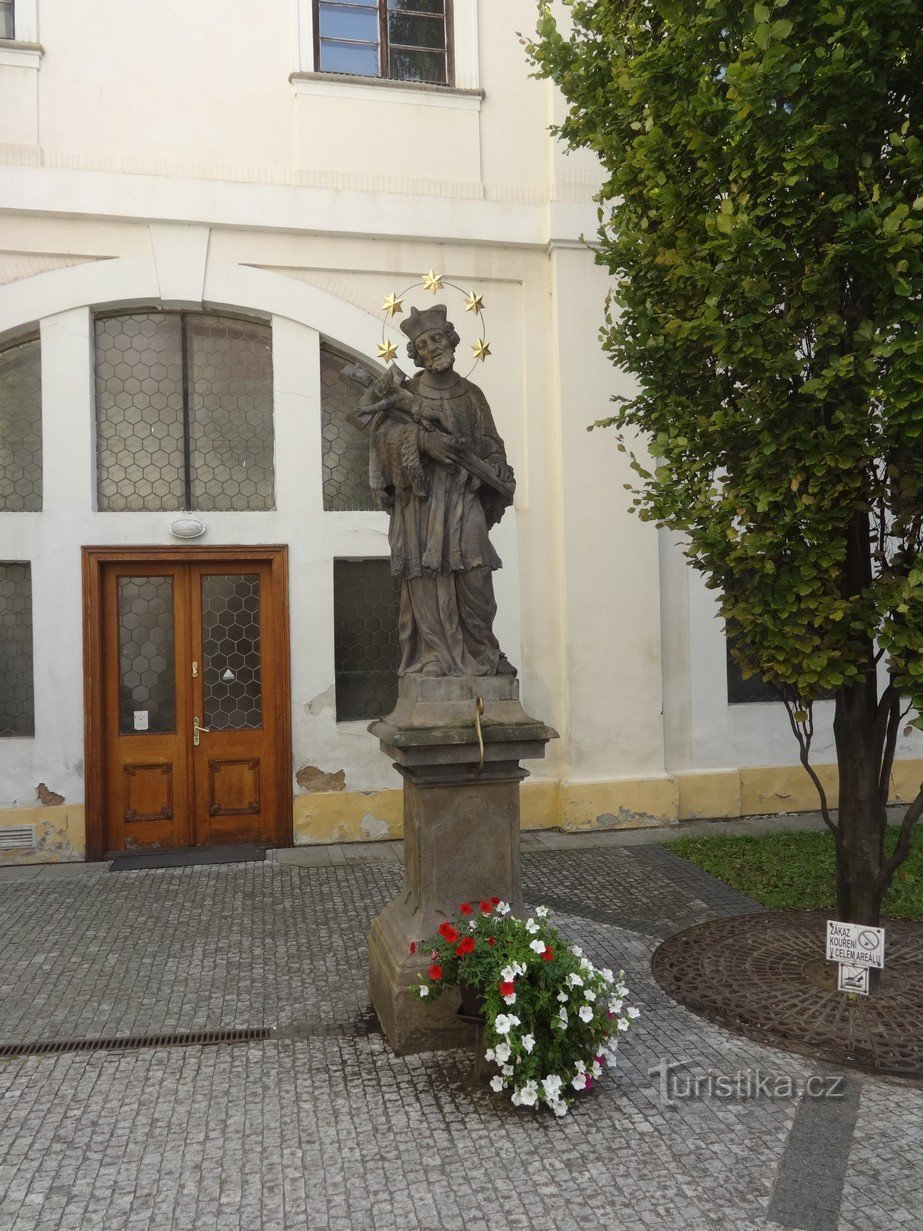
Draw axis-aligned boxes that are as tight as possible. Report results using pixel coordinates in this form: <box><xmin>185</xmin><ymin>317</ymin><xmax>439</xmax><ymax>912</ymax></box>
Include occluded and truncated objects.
<box><xmin>0</xmin><ymin>1026</ymin><xmax>273</xmax><ymax>1059</ymax></box>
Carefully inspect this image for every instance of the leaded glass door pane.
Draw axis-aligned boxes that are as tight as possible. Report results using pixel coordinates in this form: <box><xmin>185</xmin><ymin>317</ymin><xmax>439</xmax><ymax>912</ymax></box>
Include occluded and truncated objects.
<box><xmin>200</xmin><ymin>573</ymin><xmax>263</xmax><ymax>730</ymax></box>
<box><xmin>117</xmin><ymin>576</ymin><xmax>177</xmax><ymax>734</ymax></box>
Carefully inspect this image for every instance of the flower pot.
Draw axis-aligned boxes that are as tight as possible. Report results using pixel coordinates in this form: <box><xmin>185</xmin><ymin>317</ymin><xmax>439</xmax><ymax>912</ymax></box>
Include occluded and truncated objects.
<box><xmin>457</xmin><ymin>981</ymin><xmax>486</xmax><ymax>1025</ymax></box>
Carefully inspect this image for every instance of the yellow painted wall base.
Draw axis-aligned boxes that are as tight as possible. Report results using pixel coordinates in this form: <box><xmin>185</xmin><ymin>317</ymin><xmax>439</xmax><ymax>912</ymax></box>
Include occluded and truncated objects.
<box><xmin>2</xmin><ymin>758</ymin><xmax>922</xmax><ymax>861</ymax></box>
<box><xmin>0</xmin><ymin>804</ymin><xmax>85</xmax><ymax>864</ymax></box>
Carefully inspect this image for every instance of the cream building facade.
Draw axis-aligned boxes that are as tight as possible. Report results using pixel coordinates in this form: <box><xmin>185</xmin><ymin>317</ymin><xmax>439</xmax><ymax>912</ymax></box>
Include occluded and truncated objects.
<box><xmin>1</xmin><ymin>0</ymin><xmax>920</xmax><ymax>862</ymax></box>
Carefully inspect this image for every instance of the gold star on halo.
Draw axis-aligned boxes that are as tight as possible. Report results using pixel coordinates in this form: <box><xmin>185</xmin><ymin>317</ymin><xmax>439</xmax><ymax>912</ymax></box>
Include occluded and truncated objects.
<box><xmin>464</xmin><ymin>291</ymin><xmax>485</xmax><ymax>315</ymax></box>
<box><xmin>421</xmin><ymin>270</ymin><xmax>444</xmax><ymax>294</ymax></box>
<box><xmin>381</xmin><ymin>292</ymin><xmax>404</xmax><ymax>318</ymax></box>
<box><xmin>471</xmin><ymin>338</ymin><xmax>492</xmax><ymax>362</ymax></box>
<box><xmin>377</xmin><ymin>339</ymin><xmax>400</xmax><ymax>363</ymax></box>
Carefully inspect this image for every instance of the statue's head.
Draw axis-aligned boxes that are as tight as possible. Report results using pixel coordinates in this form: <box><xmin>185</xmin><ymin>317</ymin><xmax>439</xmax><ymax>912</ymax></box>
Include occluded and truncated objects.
<box><xmin>400</xmin><ymin>304</ymin><xmax>460</xmax><ymax>373</ymax></box>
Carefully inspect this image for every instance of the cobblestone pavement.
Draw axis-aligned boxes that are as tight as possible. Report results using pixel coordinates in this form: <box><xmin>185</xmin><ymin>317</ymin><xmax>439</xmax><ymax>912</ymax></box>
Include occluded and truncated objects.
<box><xmin>0</xmin><ymin>840</ymin><xmax>919</xmax><ymax>1231</ymax></box>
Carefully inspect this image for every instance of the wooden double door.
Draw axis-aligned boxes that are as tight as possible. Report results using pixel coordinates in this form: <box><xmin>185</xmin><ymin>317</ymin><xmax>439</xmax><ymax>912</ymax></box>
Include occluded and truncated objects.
<box><xmin>84</xmin><ymin>547</ymin><xmax>291</xmax><ymax>857</ymax></box>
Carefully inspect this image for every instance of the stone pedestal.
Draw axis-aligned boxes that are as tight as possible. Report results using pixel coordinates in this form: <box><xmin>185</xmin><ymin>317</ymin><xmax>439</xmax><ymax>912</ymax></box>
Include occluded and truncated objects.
<box><xmin>367</xmin><ymin>675</ymin><xmax>556</xmax><ymax>1055</ymax></box>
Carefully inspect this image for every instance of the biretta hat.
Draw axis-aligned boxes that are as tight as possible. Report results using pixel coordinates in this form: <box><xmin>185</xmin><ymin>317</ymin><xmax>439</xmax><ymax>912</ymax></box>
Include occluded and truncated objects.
<box><xmin>400</xmin><ymin>303</ymin><xmax>448</xmax><ymax>341</ymax></box>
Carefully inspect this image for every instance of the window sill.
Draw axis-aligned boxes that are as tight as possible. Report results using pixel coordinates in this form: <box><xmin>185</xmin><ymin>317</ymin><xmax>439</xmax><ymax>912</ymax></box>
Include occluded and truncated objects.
<box><xmin>0</xmin><ymin>39</ymin><xmax>43</xmax><ymax>69</ymax></box>
<box><xmin>290</xmin><ymin>71</ymin><xmax>483</xmax><ymax>111</ymax></box>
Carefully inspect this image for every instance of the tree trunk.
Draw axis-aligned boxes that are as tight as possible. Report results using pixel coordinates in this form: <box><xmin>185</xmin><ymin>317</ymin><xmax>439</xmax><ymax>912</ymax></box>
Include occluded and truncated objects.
<box><xmin>833</xmin><ymin>510</ymin><xmax>887</xmax><ymax>925</ymax></box>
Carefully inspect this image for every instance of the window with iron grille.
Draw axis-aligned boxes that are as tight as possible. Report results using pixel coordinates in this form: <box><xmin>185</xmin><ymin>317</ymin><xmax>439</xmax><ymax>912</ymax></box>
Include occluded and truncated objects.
<box><xmin>314</xmin><ymin>0</ymin><xmax>452</xmax><ymax>85</ymax></box>
<box><xmin>0</xmin><ymin>334</ymin><xmax>42</xmax><ymax>512</ymax></box>
<box><xmin>0</xmin><ymin>2</ymin><xmax>13</xmax><ymax>40</ymax></box>
<box><xmin>333</xmin><ymin>559</ymin><xmax>400</xmax><ymax>720</ymax></box>
<box><xmin>0</xmin><ymin>563</ymin><xmax>34</xmax><ymax>737</ymax></box>
<box><xmin>95</xmin><ymin>312</ymin><xmax>274</xmax><ymax>512</ymax></box>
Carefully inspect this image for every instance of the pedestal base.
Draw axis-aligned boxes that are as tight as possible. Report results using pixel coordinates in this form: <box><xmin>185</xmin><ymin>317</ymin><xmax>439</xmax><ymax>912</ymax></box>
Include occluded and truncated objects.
<box><xmin>367</xmin><ymin>675</ymin><xmax>556</xmax><ymax>1055</ymax></box>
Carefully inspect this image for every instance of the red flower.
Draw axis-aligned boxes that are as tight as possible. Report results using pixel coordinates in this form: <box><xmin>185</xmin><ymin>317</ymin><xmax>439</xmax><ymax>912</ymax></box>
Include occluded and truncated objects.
<box><xmin>542</xmin><ymin>948</ymin><xmax>554</xmax><ymax>962</ymax></box>
<box><xmin>409</xmin><ymin>941</ymin><xmax>417</xmax><ymax>955</ymax></box>
<box><xmin>456</xmin><ymin>936</ymin><xmax>476</xmax><ymax>956</ymax></box>
<box><xmin>499</xmin><ymin>980</ymin><xmax>515</xmax><ymax>996</ymax></box>
<box><xmin>438</xmin><ymin>923</ymin><xmax>459</xmax><ymax>944</ymax></box>
<box><xmin>490</xmin><ymin>896</ymin><xmax>501</xmax><ymax>905</ymax></box>
<box><xmin>459</xmin><ymin>902</ymin><xmax>473</xmax><ymax>915</ymax></box>
<box><xmin>479</xmin><ymin>899</ymin><xmax>493</xmax><ymax>915</ymax></box>
<box><xmin>428</xmin><ymin>964</ymin><xmax>443</xmax><ymax>981</ymax></box>
<box><xmin>487</xmin><ymin>937</ymin><xmax>496</xmax><ymax>947</ymax></box>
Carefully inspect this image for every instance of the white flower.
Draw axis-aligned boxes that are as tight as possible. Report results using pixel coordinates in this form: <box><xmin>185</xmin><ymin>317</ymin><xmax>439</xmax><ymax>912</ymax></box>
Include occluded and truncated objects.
<box><xmin>525</xmin><ymin>918</ymin><xmax>540</xmax><ymax>934</ymax></box>
<box><xmin>617</xmin><ymin>1017</ymin><xmax>630</xmax><ymax>1032</ymax></box>
<box><xmin>566</xmin><ymin>973</ymin><xmax>584</xmax><ymax>989</ymax></box>
<box><xmin>494</xmin><ymin>1014</ymin><xmax>520</xmax><ymax>1035</ymax></box>
<box><xmin>468</xmin><ymin>919</ymin><xmax>477</xmax><ymax>931</ymax></box>
<box><xmin>550</xmin><ymin>1099</ymin><xmax>569</xmax><ymax>1117</ymax></box>
<box><xmin>514</xmin><ymin>961</ymin><xmax>527</xmax><ymax>977</ymax></box>
<box><xmin>584</xmin><ymin>989</ymin><xmax>596</xmax><ymax>1002</ymax></box>
<box><xmin>557</xmin><ymin>991</ymin><xmax>569</xmax><ymax>1004</ymax></box>
<box><xmin>535</xmin><ymin>905</ymin><xmax>549</xmax><ymax>918</ymax></box>
<box><xmin>601</xmin><ymin>968</ymin><xmax>614</xmax><ymax>984</ymax></box>
<box><xmin>574</xmin><ymin>1060</ymin><xmax>585</xmax><ymax>1074</ymax></box>
<box><xmin>542</xmin><ymin>1074</ymin><xmax>563</xmax><ymax>1100</ymax></box>
<box><xmin>495</xmin><ymin>901</ymin><xmax>511</xmax><ymax>915</ymax></box>
<box><xmin>502</xmin><ymin>1064</ymin><xmax>514</xmax><ymax>1077</ymax></box>
<box><xmin>572</xmin><ymin>1072</ymin><xmax>588</xmax><ymax>1091</ymax></box>
<box><xmin>516</xmin><ymin>1081</ymin><xmax>539</xmax><ymax>1107</ymax></box>
<box><xmin>529</xmin><ymin>939</ymin><xmax>546</xmax><ymax>955</ymax></box>
<box><xmin>627</xmin><ymin>1006</ymin><xmax>640</xmax><ymax>1019</ymax></box>
<box><xmin>580</xmin><ymin>957</ymin><xmax>592</xmax><ymax>971</ymax></box>
<box><xmin>503</xmin><ymin>992</ymin><xmax>517</xmax><ymax>1006</ymax></box>
<box><xmin>494</xmin><ymin>1041</ymin><xmax>511</xmax><ymax>1064</ymax></box>
<box><xmin>522</xmin><ymin>1033</ymin><xmax>535</xmax><ymax>1054</ymax></box>
<box><xmin>500</xmin><ymin>965</ymin><xmax>517</xmax><ymax>983</ymax></box>
<box><xmin>484</xmin><ymin>1048</ymin><xmax>496</xmax><ymax>1062</ymax></box>
<box><xmin>591</xmin><ymin>1062</ymin><xmax>603</xmax><ymax>1078</ymax></box>
<box><xmin>578</xmin><ymin>1005</ymin><xmax>594</xmax><ymax>1023</ymax></box>
<box><xmin>557</xmin><ymin>1006</ymin><xmax>568</xmax><ymax>1026</ymax></box>
<box><xmin>571</xmin><ymin>945</ymin><xmax>583</xmax><ymax>958</ymax></box>
<box><xmin>609</xmin><ymin>998</ymin><xmax>623</xmax><ymax>1014</ymax></box>
<box><xmin>489</xmin><ymin>1075</ymin><xmax>506</xmax><ymax>1092</ymax></box>
<box><xmin>418</xmin><ymin>985</ymin><xmax>429</xmax><ymax>998</ymax></box>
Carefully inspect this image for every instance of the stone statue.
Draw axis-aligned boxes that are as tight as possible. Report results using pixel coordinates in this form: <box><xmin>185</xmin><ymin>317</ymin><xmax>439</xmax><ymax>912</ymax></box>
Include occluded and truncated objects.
<box><xmin>356</xmin><ymin>304</ymin><xmax>517</xmax><ymax>678</ymax></box>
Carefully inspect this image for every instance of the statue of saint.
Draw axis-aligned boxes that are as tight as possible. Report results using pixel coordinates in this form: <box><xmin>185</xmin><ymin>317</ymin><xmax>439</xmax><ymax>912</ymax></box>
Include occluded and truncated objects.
<box><xmin>357</xmin><ymin>304</ymin><xmax>517</xmax><ymax>678</ymax></box>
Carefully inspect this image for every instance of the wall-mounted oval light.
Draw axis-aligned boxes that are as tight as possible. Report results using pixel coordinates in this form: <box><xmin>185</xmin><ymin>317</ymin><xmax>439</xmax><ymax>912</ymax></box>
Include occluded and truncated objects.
<box><xmin>170</xmin><ymin>516</ymin><xmax>207</xmax><ymax>540</ymax></box>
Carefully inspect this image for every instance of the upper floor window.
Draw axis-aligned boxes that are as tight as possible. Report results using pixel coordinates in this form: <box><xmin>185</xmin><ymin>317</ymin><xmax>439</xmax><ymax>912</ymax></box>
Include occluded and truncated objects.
<box><xmin>0</xmin><ymin>2</ymin><xmax>13</xmax><ymax>40</ymax></box>
<box><xmin>95</xmin><ymin>312</ymin><xmax>274</xmax><ymax>513</ymax></box>
<box><xmin>0</xmin><ymin>334</ymin><xmax>42</xmax><ymax>512</ymax></box>
<box><xmin>315</xmin><ymin>0</ymin><xmax>451</xmax><ymax>85</ymax></box>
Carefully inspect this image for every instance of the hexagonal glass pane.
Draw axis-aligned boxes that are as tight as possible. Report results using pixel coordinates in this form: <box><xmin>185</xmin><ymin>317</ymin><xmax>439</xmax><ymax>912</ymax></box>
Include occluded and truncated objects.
<box><xmin>0</xmin><ymin>336</ymin><xmax>42</xmax><ymax>513</ymax></box>
<box><xmin>201</xmin><ymin>573</ymin><xmax>262</xmax><ymax>730</ymax></box>
<box><xmin>188</xmin><ymin>317</ymin><xmax>274</xmax><ymax>512</ymax></box>
<box><xmin>321</xmin><ymin>345</ymin><xmax>377</xmax><ymax>511</ymax></box>
<box><xmin>118</xmin><ymin>576</ymin><xmax>176</xmax><ymax>734</ymax></box>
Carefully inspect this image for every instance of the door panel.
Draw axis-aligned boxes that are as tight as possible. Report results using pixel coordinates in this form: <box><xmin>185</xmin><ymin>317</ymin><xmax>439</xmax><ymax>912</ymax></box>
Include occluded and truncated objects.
<box><xmin>103</xmin><ymin>566</ymin><xmax>192</xmax><ymax>851</ymax></box>
<box><xmin>190</xmin><ymin>564</ymin><xmax>276</xmax><ymax>845</ymax></box>
<box><xmin>101</xmin><ymin>557</ymin><xmax>281</xmax><ymax>852</ymax></box>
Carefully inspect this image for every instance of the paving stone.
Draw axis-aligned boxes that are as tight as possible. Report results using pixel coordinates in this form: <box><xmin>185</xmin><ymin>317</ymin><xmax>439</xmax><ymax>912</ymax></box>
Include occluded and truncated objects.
<box><xmin>0</xmin><ymin>846</ymin><xmax>918</xmax><ymax>1229</ymax></box>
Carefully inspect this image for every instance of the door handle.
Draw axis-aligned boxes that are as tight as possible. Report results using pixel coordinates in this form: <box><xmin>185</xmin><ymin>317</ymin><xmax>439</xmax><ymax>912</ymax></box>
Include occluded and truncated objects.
<box><xmin>193</xmin><ymin>716</ymin><xmax>210</xmax><ymax>746</ymax></box>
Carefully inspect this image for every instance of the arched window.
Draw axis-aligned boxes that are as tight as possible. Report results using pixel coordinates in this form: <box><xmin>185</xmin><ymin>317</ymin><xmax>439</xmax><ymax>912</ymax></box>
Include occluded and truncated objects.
<box><xmin>320</xmin><ymin>342</ymin><xmax>377</xmax><ymax>511</ymax></box>
<box><xmin>95</xmin><ymin>311</ymin><xmax>274</xmax><ymax>512</ymax></box>
<box><xmin>0</xmin><ymin>334</ymin><xmax>42</xmax><ymax>513</ymax></box>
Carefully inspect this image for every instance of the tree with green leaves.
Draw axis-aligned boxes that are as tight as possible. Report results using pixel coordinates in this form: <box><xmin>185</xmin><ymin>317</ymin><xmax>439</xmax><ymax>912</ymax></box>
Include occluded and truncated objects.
<box><xmin>528</xmin><ymin>0</ymin><xmax>922</xmax><ymax>925</ymax></box>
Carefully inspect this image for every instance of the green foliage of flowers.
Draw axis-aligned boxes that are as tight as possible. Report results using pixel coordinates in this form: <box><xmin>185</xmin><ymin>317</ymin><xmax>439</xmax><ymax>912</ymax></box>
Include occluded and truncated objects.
<box><xmin>527</xmin><ymin>0</ymin><xmax>923</xmax><ymax>705</ymax></box>
<box><xmin>667</xmin><ymin>826</ymin><xmax>923</xmax><ymax>917</ymax></box>
<box><xmin>412</xmin><ymin>900</ymin><xmax>637</xmax><ymax>1116</ymax></box>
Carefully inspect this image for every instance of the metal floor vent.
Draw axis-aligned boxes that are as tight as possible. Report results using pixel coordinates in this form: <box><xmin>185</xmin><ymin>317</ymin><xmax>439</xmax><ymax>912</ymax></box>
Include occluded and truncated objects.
<box><xmin>0</xmin><ymin>1026</ymin><xmax>273</xmax><ymax>1059</ymax></box>
<box><xmin>0</xmin><ymin>825</ymin><xmax>37</xmax><ymax>851</ymax></box>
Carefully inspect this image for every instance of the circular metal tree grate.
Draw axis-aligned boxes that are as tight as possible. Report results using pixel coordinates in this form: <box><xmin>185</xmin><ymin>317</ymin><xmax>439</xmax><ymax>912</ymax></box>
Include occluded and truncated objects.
<box><xmin>651</xmin><ymin>911</ymin><xmax>923</xmax><ymax>1078</ymax></box>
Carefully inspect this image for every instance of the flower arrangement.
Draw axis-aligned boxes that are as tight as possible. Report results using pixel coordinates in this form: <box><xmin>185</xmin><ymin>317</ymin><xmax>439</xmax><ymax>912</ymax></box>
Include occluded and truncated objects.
<box><xmin>412</xmin><ymin>899</ymin><xmax>638</xmax><ymax>1117</ymax></box>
